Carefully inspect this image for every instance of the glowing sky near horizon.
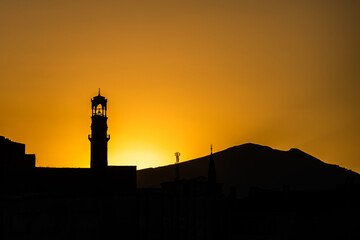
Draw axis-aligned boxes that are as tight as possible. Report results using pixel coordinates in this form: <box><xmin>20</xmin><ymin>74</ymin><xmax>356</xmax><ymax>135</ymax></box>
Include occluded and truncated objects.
<box><xmin>1</xmin><ymin>0</ymin><xmax>360</xmax><ymax>171</ymax></box>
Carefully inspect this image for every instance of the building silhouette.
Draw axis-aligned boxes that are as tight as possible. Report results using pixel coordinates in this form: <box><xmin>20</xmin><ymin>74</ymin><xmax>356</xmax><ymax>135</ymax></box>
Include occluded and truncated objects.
<box><xmin>0</xmin><ymin>136</ymin><xmax>35</xmax><ymax>171</ymax></box>
<box><xmin>89</xmin><ymin>89</ymin><xmax>110</xmax><ymax>171</ymax></box>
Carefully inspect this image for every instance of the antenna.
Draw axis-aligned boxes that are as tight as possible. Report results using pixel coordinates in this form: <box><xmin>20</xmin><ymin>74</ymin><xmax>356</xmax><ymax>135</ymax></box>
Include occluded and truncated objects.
<box><xmin>175</xmin><ymin>152</ymin><xmax>180</xmax><ymax>164</ymax></box>
<box><xmin>174</xmin><ymin>152</ymin><xmax>180</xmax><ymax>181</ymax></box>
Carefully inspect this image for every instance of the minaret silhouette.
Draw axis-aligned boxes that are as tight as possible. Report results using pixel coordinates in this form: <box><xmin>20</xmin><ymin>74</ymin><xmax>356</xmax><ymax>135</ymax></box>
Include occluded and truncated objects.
<box><xmin>208</xmin><ymin>144</ymin><xmax>216</xmax><ymax>184</ymax></box>
<box><xmin>88</xmin><ymin>89</ymin><xmax>110</xmax><ymax>170</ymax></box>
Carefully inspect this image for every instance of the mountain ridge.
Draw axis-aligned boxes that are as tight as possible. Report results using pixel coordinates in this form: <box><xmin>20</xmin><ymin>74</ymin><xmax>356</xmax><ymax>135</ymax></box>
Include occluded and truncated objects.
<box><xmin>137</xmin><ymin>143</ymin><xmax>359</xmax><ymax>196</ymax></box>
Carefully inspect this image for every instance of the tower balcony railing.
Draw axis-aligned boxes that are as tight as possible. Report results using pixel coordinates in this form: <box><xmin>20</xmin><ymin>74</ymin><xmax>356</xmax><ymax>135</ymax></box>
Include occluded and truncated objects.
<box><xmin>88</xmin><ymin>134</ymin><xmax>110</xmax><ymax>139</ymax></box>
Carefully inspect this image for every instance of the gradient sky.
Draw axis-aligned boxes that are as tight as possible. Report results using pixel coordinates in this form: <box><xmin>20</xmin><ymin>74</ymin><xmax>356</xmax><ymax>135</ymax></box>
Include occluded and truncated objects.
<box><xmin>1</xmin><ymin>0</ymin><xmax>359</xmax><ymax>171</ymax></box>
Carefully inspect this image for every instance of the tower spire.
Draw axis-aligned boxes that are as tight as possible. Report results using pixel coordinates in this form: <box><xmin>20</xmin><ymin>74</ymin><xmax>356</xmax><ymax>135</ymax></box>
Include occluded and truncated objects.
<box><xmin>208</xmin><ymin>144</ymin><xmax>216</xmax><ymax>184</ymax></box>
<box><xmin>98</xmin><ymin>88</ymin><xmax>101</xmax><ymax>96</ymax></box>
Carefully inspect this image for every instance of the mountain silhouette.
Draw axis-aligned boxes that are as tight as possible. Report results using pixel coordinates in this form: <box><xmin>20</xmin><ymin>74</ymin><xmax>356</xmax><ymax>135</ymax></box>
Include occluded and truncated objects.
<box><xmin>137</xmin><ymin>143</ymin><xmax>359</xmax><ymax>197</ymax></box>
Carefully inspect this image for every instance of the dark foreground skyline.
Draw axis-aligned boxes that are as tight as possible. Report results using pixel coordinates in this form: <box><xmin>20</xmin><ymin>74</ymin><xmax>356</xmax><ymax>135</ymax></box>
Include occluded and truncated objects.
<box><xmin>2</xmin><ymin>134</ymin><xmax>360</xmax><ymax>239</ymax></box>
<box><xmin>1</xmin><ymin>89</ymin><xmax>359</xmax><ymax>238</ymax></box>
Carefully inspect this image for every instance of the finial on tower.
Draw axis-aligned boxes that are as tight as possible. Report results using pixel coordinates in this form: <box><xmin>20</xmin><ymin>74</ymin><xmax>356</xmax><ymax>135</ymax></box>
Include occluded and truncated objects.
<box><xmin>211</xmin><ymin>144</ymin><xmax>213</xmax><ymax>154</ymax></box>
<box><xmin>98</xmin><ymin>88</ymin><xmax>101</xmax><ymax>96</ymax></box>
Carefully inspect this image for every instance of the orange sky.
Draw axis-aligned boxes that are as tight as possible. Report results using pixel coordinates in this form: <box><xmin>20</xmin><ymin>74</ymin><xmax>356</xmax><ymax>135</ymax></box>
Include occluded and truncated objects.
<box><xmin>1</xmin><ymin>0</ymin><xmax>360</xmax><ymax>171</ymax></box>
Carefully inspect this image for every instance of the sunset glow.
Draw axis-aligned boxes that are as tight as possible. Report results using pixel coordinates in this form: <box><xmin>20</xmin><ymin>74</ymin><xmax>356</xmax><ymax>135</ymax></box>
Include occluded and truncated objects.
<box><xmin>1</xmin><ymin>1</ymin><xmax>360</xmax><ymax>171</ymax></box>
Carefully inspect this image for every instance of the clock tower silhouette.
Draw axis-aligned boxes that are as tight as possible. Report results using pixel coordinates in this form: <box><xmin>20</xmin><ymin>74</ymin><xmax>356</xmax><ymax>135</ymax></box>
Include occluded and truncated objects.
<box><xmin>88</xmin><ymin>89</ymin><xmax>110</xmax><ymax>171</ymax></box>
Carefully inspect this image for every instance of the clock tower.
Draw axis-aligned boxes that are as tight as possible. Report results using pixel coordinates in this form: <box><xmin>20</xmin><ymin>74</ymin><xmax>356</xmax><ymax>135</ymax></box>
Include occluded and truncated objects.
<box><xmin>88</xmin><ymin>89</ymin><xmax>110</xmax><ymax>170</ymax></box>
